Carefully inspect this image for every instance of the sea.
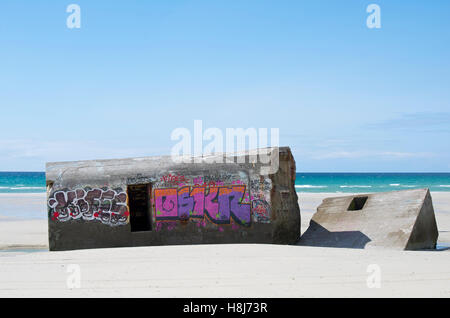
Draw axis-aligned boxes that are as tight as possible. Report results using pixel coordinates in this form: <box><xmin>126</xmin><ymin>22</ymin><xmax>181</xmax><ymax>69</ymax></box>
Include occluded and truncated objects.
<box><xmin>1</xmin><ymin>172</ymin><xmax>450</xmax><ymax>193</ymax></box>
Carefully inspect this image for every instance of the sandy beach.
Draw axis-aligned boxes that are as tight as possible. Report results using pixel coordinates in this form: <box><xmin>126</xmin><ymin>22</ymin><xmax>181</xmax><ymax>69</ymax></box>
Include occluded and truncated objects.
<box><xmin>0</xmin><ymin>192</ymin><xmax>448</xmax><ymax>297</ymax></box>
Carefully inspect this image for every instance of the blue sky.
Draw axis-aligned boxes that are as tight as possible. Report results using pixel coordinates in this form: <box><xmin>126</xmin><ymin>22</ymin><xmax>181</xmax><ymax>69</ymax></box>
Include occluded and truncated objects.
<box><xmin>0</xmin><ymin>0</ymin><xmax>449</xmax><ymax>172</ymax></box>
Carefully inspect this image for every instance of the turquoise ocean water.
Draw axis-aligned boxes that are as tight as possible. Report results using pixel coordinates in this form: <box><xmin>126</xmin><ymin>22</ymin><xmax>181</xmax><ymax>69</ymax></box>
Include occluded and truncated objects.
<box><xmin>296</xmin><ymin>173</ymin><xmax>450</xmax><ymax>193</ymax></box>
<box><xmin>1</xmin><ymin>172</ymin><xmax>450</xmax><ymax>193</ymax></box>
<box><xmin>0</xmin><ymin>172</ymin><xmax>46</xmax><ymax>193</ymax></box>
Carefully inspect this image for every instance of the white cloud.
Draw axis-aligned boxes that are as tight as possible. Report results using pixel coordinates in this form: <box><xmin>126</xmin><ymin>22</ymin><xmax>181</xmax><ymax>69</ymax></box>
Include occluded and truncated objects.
<box><xmin>310</xmin><ymin>150</ymin><xmax>435</xmax><ymax>160</ymax></box>
<box><xmin>367</xmin><ymin>112</ymin><xmax>450</xmax><ymax>133</ymax></box>
<box><xmin>0</xmin><ymin>139</ymin><xmax>171</xmax><ymax>165</ymax></box>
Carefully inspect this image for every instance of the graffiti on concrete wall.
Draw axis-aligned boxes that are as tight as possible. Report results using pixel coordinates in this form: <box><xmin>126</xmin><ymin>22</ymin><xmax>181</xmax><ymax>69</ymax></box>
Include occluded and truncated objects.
<box><xmin>252</xmin><ymin>196</ymin><xmax>271</xmax><ymax>222</ymax></box>
<box><xmin>47</xmin><ymin>174</ymin><xmax>272</xmax><ymax>229</ymax></box>
<box><xmin>154</xmin><ymin>185</ymin><xmax>251</xmax><ymax>227</ymax></box>
<box><xmin>160</xmin><ymin>174</ymin><xmax>190</xmax><ymax>184</ymax></box>
<box><xmin>48</xmin><ymin>187</ymin><xmax>129</xmax><ymax>225</ymax></box>
<box><xmin>158</xmin><ymin>174</ymin><xmax>227</xmax><ymax>188</ymax></box>
<box><xmin>249</xmin><ymin>177</ymin><xmax>272</xmax><ymax>223</ymax></box>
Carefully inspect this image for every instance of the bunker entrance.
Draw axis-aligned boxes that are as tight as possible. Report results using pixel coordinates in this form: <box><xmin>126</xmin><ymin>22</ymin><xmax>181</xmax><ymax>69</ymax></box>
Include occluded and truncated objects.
<box><xmin>128</xmin><ymin>184</ymin><xmax>152</xmax><ymax>232</ymax></box>
<box><xmin>348</xmin><ymin>196</ymin><xmax>368</xmax><ymax>211</ymax></box>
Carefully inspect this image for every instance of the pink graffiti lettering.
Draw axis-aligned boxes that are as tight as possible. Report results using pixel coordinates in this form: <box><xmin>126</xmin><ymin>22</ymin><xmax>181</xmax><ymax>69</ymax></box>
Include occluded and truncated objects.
<box><xmin>154</xmin><ymin>185</ymin><xmax>251</xmax><ymax>226</ymax></box>
<box><xmin>160</xmin><ymin>174</ymin><xmax>190</xmax><ymax>184</ymax></box>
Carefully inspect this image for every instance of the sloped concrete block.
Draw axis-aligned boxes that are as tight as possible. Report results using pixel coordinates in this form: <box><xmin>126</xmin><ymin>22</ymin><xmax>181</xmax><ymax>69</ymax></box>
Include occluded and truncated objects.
<box><xmin>299</xmin><ymin>189</ymin><xmax>438</xmax><ymax>250</ymax></box>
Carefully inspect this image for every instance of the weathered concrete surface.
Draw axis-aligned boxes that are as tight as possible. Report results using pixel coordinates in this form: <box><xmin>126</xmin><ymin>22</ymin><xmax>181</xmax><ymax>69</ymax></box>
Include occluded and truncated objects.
<box><xmin>46</xmin><ymin>147</ymin><xmax>300</xmax><ymax>251</ymax></box>
<box><xmin>299</xmin><ymin>189</ymin><xmax>438</xmax><ymax>250</ymax></box>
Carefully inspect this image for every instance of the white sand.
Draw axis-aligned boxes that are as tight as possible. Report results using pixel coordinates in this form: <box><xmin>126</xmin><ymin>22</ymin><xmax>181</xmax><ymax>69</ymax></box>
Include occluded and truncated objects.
<box><xmin>0</xmin><ymin>193</ymin><xmax>48</xmax><ymax>250</ymax></box>
<box><xmin>0</xmin><ymin>192</ymin><xmax>448</xmax><ymax>297</ymax></box>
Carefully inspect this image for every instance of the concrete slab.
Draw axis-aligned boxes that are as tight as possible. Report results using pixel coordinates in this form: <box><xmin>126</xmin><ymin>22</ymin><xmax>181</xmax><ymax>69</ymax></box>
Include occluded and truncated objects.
<box><xmin>298</xmin><ymin>188</ymin><xmax>438</xmax><ymax>250</ymax></box>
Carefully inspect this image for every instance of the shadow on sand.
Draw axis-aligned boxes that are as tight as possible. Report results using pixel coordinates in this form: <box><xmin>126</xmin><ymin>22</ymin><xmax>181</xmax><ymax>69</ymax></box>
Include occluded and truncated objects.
<box><xmin>298</xmin><ymin>221</ymin><xmax>371</xmax><ymax>249</ymax></box>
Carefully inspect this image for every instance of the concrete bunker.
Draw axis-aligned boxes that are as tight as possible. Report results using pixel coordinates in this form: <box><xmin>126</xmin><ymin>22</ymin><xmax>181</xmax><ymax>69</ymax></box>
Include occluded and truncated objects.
<box><xmin>299</xmin><ymin>188</ymin><xmax>439</xmax><ymax>250</ymax></box>
<box><xmin>46</xmin><ymin>147</ymin><xmax>300</xmax><ymax>251</ymax></box>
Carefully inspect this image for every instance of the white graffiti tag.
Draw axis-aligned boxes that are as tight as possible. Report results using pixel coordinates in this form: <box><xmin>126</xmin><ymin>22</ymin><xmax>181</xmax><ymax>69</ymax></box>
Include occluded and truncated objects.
<box><xmin>48</xmin><ymin>188</ymin><xmax>129</xmax><ymax>226</ymax></box>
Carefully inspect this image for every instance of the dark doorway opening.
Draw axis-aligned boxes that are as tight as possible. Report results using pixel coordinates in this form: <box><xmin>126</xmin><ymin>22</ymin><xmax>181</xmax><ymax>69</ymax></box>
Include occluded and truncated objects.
<box><xmin>128</xmin><ymin>184</ymin><xmax>151</xmax><ymax>232</ymax></box>
<box><xmin>348</xmin><ymin>196</ymin><xmax>368</xmax><ymax>211</ymax></box>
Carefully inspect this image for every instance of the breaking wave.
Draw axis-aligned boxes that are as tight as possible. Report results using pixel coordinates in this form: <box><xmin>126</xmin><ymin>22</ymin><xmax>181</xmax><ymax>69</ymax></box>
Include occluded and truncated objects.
<box><xmin>8</xmin><ymin>187</ymin><xmax>46</xmax><ymax>190</ymax></box>
<box><xmin>339</xmin><ymin>185</ymin><xmax>372</xmax><ymax>188</ymax></box>
<box><xmin>295</xmin><ymin>185</ymin><xmax>328</xmax><ymax>188</ymax></box>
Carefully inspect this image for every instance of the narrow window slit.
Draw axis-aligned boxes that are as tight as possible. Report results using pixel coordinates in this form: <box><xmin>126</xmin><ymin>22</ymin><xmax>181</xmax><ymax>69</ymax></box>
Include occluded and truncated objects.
<box><xmin>348</xmin><ymin>196</ymin><xmax>368</xmax><ymax>211</ymax></box>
